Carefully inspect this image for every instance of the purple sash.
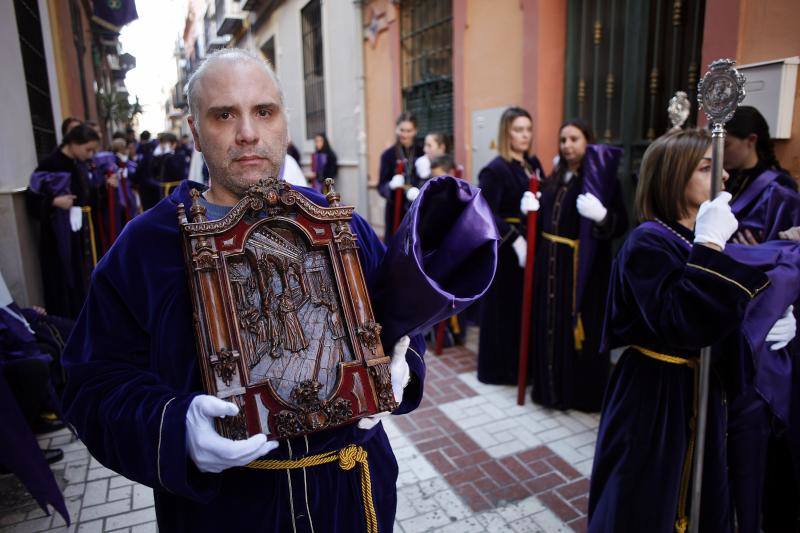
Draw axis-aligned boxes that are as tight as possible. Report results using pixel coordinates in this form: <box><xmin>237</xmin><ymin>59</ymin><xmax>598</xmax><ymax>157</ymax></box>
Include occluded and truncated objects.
<box><xmin>575</xmin><ymin>144</ymin><xmax>623</xmax><ymax>318</ymax></box>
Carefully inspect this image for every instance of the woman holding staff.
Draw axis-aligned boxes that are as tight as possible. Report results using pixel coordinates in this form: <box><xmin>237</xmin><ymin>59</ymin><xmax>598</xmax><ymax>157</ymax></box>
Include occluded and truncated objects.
<box><xmin>588</xmin><ymin>128</ymin><xmax>796</xmax><ymax>532</ymax></box>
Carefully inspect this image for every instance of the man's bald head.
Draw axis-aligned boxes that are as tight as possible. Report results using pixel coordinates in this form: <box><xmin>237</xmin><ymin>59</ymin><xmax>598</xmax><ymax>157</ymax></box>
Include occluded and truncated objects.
<box><xmin>185</xmin><ymin>47</ymin><xmax>289</xmax><ymax>206</ymax></box>
<box><xmin>185</xmin><ymin>48</ymin><xmax>283</xmax><ymax>125</ymax></box>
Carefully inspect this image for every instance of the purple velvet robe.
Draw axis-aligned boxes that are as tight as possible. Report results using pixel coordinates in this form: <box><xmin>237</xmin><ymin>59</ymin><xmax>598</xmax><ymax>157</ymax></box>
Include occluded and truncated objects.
<box><xmin>730</xmin><ymin>167</ymin><xmax>800</xmax><ymax>243</ymax></box>
<box><xmin>29</xmin><ymin>150</ymin><xmax>98</xmax><ymax>318</ymax></box>
<box><xmin>377</xmin><ymin>143</ymin><xmax>424</xmax><ymax>242</ymax></box>
<box><xmin>0</xmin><ymin>306</ymin><xmax>68</xmax><ymax>523</ymax></box>
<box><xmin>62</xmin><ymin>178</ymin><xmax>496</xmax><ymax>532</ymax></box>
<box><xmin>475</xmin><ymin>154</ymin><xmax>543</xmax><ymax>385</ymax></box>
<box><xmin>529</xmin><ymin>145</ymin><xmax>627</xmax><ymax>410</ymax></box>
<box><xmin>588</xmin><ymin>220</ymin><xmax>770</xmax><ymax>533</ymax></box>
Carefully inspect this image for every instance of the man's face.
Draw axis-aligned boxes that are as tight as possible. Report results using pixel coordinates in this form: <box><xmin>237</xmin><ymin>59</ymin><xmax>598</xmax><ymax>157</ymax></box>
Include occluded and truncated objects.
<box><xmin>188</xmin><ymin>59</ymin><xmax>288</xmax><ymax>199</ymax></box>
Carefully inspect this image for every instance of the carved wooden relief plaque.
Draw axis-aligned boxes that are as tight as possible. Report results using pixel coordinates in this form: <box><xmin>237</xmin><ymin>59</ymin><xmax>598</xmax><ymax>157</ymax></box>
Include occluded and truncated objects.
<box><xmin>178</xmin><ymin>177</ymin><xmax>396</xmax><ymax>440</ymax></box>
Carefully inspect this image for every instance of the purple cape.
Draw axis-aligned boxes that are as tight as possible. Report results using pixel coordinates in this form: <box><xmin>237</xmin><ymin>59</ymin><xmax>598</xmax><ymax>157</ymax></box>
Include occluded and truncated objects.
<box><xmin>373</xmin><ymin>175</ymin><xmax>498</xmax><ymax>349</ymax></box>
<box><xmin>575</xmin><ymin>144</ymin><xmax>623</xmax><ymax>321</ymax></box>
<box><xmin>731</xmin><ymin>169</ymin><xmax>800</xmax><ymax>241</ymax></box>
<box><xmin>642</xmin><ymin>221</ymin><xmax>800</xmax><ymax>423</ymax></box>
<box><xmin>29</xmin><ymin>171</ymin><xmax>74</xmax><ymax>285</ymax></box>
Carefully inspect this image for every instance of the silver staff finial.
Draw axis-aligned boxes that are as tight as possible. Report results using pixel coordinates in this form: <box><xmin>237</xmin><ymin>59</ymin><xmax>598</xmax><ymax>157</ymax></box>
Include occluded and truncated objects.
<box><xmin>668</xmin><ymin>91</ymin><xmax>691</xmax><ymax>130</ymax></box>
<box><xmin>697</xmin><ymin>58</ymin><xmax>746</xmax><ymax>125</ymax></box>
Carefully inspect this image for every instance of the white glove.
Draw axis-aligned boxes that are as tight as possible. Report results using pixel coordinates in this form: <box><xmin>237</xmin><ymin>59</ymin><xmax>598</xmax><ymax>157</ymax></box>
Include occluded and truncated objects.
<box><xmin>766</xmin><ymin>305</ymin><xmax>796</xmax><ymax>351</ymax></box>
<box><xmin>389</xmin><ymin>174</ymin><xmax>405</xmax><ymax>190</ymax></box>
<box><xmin>415</xmin><ymin>156</ymin><xmax>431</xmax><ymax>179</ymax></box>
<box><xmin>69</xmin><ymin>206</ymin><xmax>83</xmax><ymax>232</ymax></box>
<box><xmin>520</xmin><ymin>191</ymin><xmax>541</xmax><ymax>215</ymax></box>
<box><xmin>406</xmin><ymin>187</ymin><xmax>420</xmax><ymax>202</ymax></box>
<box><xmin>358</xmin><ymin>336</ymin><xmax>412</xmax><ymax>430</ymax></box>
<box><xmin>576</xmin><ymin>192</ymin><xmax>608</xmax><ymax>223</ymax></box>
<box><xmin>186</xmin><ymin>395</ymin><xmax>278</xmax><ymax>473</ymax></box>
<box><xmin>511</xmin><ymin>236</ymin><xmax>527</xmax><ymax>269</ymax></box>
<box><xmin>693</xmin><ymin>192</ymin><xmax>738</xmax><ymax>251</ymax></box>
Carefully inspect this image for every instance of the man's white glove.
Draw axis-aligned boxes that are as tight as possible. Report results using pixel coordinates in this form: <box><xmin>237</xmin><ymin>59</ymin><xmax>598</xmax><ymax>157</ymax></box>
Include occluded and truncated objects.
<box><xmin>576</xmin><ymin>192</ymin><xmax>608</xmax><ymax>223</ymax></box>
<box><xmin>389</xmin><ymin>174</ymin><xmax>405</xmax><ymax>190</ymax></box>
<box><xmin>415</xmin><ymin>156</ymin><xmax>431</xmax><ymax>180</ymax></box>
<box><xmin>520</xmin><ymin>191</ymin><xmax>541</xmax><ymax>215</ymax></box>
<box><xmin>406</xmin><ymin>187</ymin><xmax>420</xmax><ymax>202</ymax></box>
<box><xmin>766</xmin><ymin>305</ymin><xmax>796</xmax><ymax>351</ymax></box>
<box><xmin>186</xmin><ymin>395</ymin><xmax>278</xmax><ymax>473</ymax></box>
<box><xmin>511</xmin><ymin>236</ymin><xmax>527</xmax><ymax>269</ymax></box>
<box><xmin>693</xmin><ymin>192</ymin><xmax>738</xmax><ymax>251</ymax></box>
<box><xmin>69</xmin><ymin>206</ymin><xmax>83</xmax><ymax>232</ymax></box>
<box><xmin>358</xmin><ymin>336</ymin><xmax>412</xmax><ymax>430</ymax></box>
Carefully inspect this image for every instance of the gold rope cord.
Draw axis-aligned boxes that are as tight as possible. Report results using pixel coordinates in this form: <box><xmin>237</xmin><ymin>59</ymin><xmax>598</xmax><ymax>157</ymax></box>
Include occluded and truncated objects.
<box><xmin>246</xmin><ymin>444</ymin><xmax>378</xmax><ymax>533</ymax></box>
<box><xmin>160</xmin><ymin>180</ymin><xmax>184</xmax><ymax>198</ymax></box>
<box><xmin>80</xmin><ymin>206</ymin><xmax>98</xmax><ymax>266</ymax></box>
<box><xmin>541</xmin><ymin>231</ymin><xmax>583</xmax><ymax>349</ymax></box>
<box><xmin>630</xmin><ymin>345</ymin><xmax>696</xmax><ymax>532</ymax></box>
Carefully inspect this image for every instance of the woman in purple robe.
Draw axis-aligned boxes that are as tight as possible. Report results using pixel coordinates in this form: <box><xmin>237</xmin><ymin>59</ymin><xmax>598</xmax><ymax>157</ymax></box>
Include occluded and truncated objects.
<box><xmin>528</xmin><ymin>120</ymin><xmax>627</xmax><ymax>411</ymax></box>
<box><xmin>476</xmin><ymin>107</ymin><xmax>544</xmax><ymax>384</ymax></box>
<box><xmin>310</xmin><ymin>133</ymin><xmax>338</xmax><ymax>192</ymax></box>
<box><xmin>588</xmin><ymin>129</ymin><xmax>791</xmax><ymax>532</ymax></box>
<box><xmin>377</xmin><ymin>112</ymin><xmax>424</xmax><ymax>242</ymax></box>
<box><xmin>725</xmin><ymin>106</ymin><xmax>800</xmax><ymax>244</ymax></box>
<box><xmin>28</xmin><ymin>124</ymin><xmax>101</xmax><ymax>319</ymax></box>
<box><xmin>723</xmin><ymin>105</ymin><xmax>800</xmax><ymax>532</ymax></box>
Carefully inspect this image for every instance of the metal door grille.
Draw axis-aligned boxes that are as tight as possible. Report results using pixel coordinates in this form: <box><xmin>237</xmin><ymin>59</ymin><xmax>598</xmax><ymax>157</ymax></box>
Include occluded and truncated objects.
<box><xmin>14</xmin><ymin>0</ymin><xmax>57</xmax><ymax>163</ymax></box>
<box><xmin>301</xmin><ymin>0</ymin><xmax>325</xmax><ymax>139</ymax></box>
<box><xmin>564</xmin><ymin>0</ymin><xmax>705</xmax><ymax>176</ymax></box>
<box><xmin>400</xmin><ymin>0</ymin><xmax>453</xmax><ymax>135</ymax></box>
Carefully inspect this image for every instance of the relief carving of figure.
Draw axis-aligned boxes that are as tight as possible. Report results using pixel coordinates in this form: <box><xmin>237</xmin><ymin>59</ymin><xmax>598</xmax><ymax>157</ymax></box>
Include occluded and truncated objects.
<box><xmin>279</xmin><ymin>292</ymin><xmax>308</xmax><ymax>353</ymax></box>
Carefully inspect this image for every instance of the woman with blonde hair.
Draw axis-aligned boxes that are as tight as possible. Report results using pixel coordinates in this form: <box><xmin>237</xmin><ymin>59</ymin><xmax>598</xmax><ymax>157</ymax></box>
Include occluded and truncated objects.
<box><xmin>476</xmin><ymin>107</ymin><xmax>544</xmax><ymax>384</ymax></box>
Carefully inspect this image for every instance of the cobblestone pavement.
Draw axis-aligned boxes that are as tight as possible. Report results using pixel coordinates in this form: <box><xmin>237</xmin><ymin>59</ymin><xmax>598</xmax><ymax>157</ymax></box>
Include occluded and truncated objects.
<box><xmin>1</xmin><ymin>329</ymin><xmax>598</xmax><ymax>532</ymax></box>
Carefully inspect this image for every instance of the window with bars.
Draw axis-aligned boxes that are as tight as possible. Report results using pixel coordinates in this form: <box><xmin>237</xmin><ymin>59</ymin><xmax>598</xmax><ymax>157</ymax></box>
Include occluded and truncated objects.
<box><xmin>14</xmin><ymin>0</ymin><xmax>57</xmax><ymax>163</ymax></box>
<box><xmin>301</xmin><ymin>0</ymin><xmax>325</xmax><ymax>139</ymax></box>
<box><xmin>400</xmin><ymin>0</ymin><xmax>453</xmax><ymax>136</ymax></box>
<box><xmin>564</xmin><ymin>0</ymin><xmax>705</xmax><ymax>177</ymax></box>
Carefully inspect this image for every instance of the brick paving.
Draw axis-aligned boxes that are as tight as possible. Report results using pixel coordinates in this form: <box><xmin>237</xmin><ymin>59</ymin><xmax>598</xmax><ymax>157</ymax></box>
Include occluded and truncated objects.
<box><xmin>1</xmin><ymin>328</ymin><xmax>598</xmax><ymax>532</ymax></box>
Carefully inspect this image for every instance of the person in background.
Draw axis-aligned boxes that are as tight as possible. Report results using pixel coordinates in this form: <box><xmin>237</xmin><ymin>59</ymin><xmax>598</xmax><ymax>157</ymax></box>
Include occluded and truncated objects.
<box><xmin>430</xmin><ymin>154</ymin><xmax>455</xmax><ymax>178</ymax></box>
<box><xmin>722</xmin><ymin>105</ymin><xmax>800</xmax><ymax>532</ymax></box>
<box><xmin>135</xmin><ymin>130</ymin><xmax>157</xmax><ymax>206</ymax></box>
<box><xmin>310</xmin><ymin>133</ymin><xmax>338</xmax><ymax>192</ymax></box>
<box><xmin>476</xmin><ymin>107</ymin><xmax>544</xmax><ymax>384</ymax></box>
<box><xmin>724</xmin><ymin>106</ymin><xmax>800</xmax><ymax>245</ymax></box>
<box><xmin>526</xmin><ymin>119</ymin><xmax>627</xmax><ymax>411</ymax></box>
<box><xmin>378</xmin><ymin>112</ymin><xmax>424</xmax><ymax>242</ymax></box>
<box><xmin>286</xmin><ymin>140</ymin><xmax>301</xmax><ymax>166</ymax></box>
<box><xmin>60</xmin><ymin>117</ymin><xmax>82</xmax><ymax>138</ymax></box>
<box><xmin>28</xmin><ymin>124</ymin><xmax>101</xmax><ymax>319</ymax></box>
<box><xmin>177</xmin><ymin>134</ymin><xmax>194</xmax><ymax>180</ymax></box>
<box><xmin>415</xmin><ymin>132</ymin><xmax>448</xmax><ymax>181</ymax></box>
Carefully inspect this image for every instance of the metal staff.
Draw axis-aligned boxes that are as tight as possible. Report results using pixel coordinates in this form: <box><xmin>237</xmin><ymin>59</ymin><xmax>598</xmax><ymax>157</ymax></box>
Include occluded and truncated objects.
<box><xmin>516</xmin><ymin>168</ymin><xmax>541</xmax><ymax>406</ymax></box>
<box><xmin>689</xmin><ymin>59</ymin><xmax>746</xmax><ymax>533</ymax></box>
<box><xmin>392</xmin><ymin>159</ymin><xmax>405</xmax><ymax>234</ymax></box>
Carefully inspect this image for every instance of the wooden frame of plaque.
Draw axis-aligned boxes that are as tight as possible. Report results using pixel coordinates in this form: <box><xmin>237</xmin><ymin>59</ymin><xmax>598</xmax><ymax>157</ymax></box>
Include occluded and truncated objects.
<box><xmin>177</xmin><ymin>177</ymin><xmax>396</xmax><ymax>440</ymax></box>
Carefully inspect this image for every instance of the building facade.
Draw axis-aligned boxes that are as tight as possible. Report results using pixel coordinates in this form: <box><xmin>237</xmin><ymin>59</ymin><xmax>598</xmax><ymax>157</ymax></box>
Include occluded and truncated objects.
<box><xmin>0</xmin><ymin>0</ymin><xmax>136</xmax><ymax>306</ymax></box>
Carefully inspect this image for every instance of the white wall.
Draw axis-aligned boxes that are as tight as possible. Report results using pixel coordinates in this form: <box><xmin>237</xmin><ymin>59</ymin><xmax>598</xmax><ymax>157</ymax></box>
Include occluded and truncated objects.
<box><xmin>248</xmin><ymin>0</ymin><xmax>368</xmax><ymax>213</ymax></box>
<box><xmin>0</xmin><ymin>2</ymin><xmax>45</xmax><ymax>305</ymax></box>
